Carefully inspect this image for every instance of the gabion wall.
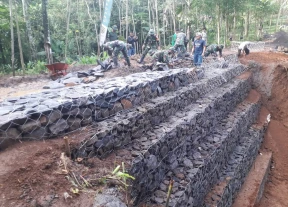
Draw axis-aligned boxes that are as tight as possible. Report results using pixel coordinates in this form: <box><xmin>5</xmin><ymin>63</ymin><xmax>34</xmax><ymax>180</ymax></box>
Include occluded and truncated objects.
<box><xmin>75</xmin><ymin>64</ymin><xmax>246</xmax><ymax>158</ymax></box>
<box><xmin>0</xmin><ymin>68</ymin><xmax>201</xmax><ymax>147</ymax></box>
<box><xmin>129</xmin><ymin>71</ymin><xmax>252</xmax><ymax>204</ymax></box>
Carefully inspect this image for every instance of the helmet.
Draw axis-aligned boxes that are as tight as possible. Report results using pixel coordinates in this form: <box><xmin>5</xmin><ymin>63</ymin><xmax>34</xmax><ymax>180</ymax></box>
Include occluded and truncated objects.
<box><xmin>180</xmin><ymin>29</ymin><xmax>184</xmax><ymax>32</ymax></box>
<box><xmin>148</xmin><ymin>29</ymin><xmax>155</xmax><ymax>35</ymax></box>
<box><xmin>196</xmin><ymin>32</ymin><xmax>202</xmax><ymax>37</ymax></box>
<box><xmin>112</xmin><ymin>25</ymin><xmax>118</xmax><ymax>30</ymax></box>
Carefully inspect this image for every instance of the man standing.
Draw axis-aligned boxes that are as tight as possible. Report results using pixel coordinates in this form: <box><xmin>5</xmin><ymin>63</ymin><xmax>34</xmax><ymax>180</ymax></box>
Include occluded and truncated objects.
<box><xmin>172</xmin><ymin>29</ymin><xmax>187</xmax><ymax>57</ymax></box>
<box><xmin>127</xmin><ymin>32</ymin><xmax>138</xmax><ymax>56</ymax></box>
<box><xmin>102</xmin><ymin>40</ymin><xmax>131</xmax><ymax>67</ymax></box>
<box><xmin>191</xmin><ymin>32</ymin><xmax>206</xmax><ymax>66</ymax></box>
<box><xmin>139</xmin><ymin>29</ymin><xmax>159</xmax><ymax>64</ymax></box>
<box><xmin>107</xmin><ymin>25</ymin><xmax>118</xmax><ymax>42</ymax></box>
<box><xmin>204</xmin><ymin>44</ymin><xmax>224</xmax><ymax>58</ymax></box>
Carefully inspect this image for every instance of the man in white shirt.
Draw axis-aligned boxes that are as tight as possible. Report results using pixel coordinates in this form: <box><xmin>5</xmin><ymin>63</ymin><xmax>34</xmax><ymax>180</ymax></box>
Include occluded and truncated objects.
<box><xmin>238</xmin><ymin>41</ymin><xmax>251</xmax><ymax>57</ymax></box>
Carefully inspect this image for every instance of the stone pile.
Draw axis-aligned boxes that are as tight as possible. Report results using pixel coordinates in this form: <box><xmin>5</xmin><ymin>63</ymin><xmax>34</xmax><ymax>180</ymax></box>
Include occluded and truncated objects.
<box><xmin>0</xmin><ymin>68</ymin><xmax>201</xmax><ymax>146</ymax></box>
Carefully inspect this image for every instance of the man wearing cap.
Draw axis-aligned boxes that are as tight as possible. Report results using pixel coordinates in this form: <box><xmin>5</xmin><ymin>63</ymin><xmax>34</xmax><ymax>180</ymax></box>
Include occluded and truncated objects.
<box><xmin>172</xmin><ymin>29</ymin><xmax>188</xmax><ymax>57</ymax></box>
<box><xmin>102</xmin><ymin>40</ymin><xmax>131</xmax><ymax>67</ymax></box>
<box><xmin>139</xmin><ymin>29</ymin><xmax>160</xmax><ymax>63</ymax></box>
<box><xmin>204</xmin><ymin>44</ymin><xmax>224</xmax><ymax>58</ymax></box>
<box><xmin>107</xmin><ymin>25</ymin><xmax>118</xmax><ymax>42</ymax></box>
<box><xmin>191</xmin><ymin>32</ymin><xmax>206</xmax><ymax>66</ymax></box>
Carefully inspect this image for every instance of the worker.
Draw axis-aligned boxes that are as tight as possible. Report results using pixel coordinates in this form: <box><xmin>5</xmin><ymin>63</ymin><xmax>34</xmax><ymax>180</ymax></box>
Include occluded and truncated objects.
<box><xmin>204</xmin><ymin>44</ymin><xmax>224</xmax><ymax>58</ymax></box>
<box><xmin>238</xmin><ymin>41</ymin><xmax>250</xmax><ymax>57</ymax></box>
<box><xmin>139</xmin><ymin>29</ymin><xmax>159</xmax><ymax>64</ymax></box>
<box><xmin>151</xmin><ymin>48</ymin><xmax>175</xmax><ymax>66</ymax></box>
<box><xmin>172</xmin><ymin>29</ymin><xmax>188</xmax><ymax>57</ymax></box>
<box><xmin>107</xmin><ymin>25</ymin><xmax>118</xmax><ymax>42</ymax></box>
<box><xmin>102</xmin><ymin>40</ymin><xmax>131</xmax><ymax>67</ymax></box>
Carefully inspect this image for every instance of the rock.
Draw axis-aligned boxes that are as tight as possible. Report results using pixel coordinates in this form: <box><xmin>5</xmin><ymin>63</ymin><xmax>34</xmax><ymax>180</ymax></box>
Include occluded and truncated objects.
<box><xmin>79</xmin><ymin>108</ymin><xmax>92</xmax><ymax>119</ymax></box>
<box><xmin>39</xmin><ymin>116</ymin><xmax>48</xmax><ymax>126</ymax></box>
<box><xmin>183</xmin><ymin>158</ymin><xmax>194</xmax><ymax>168</ymax></box>
<box><xmin>81</xmin><ymin>117</ymin><xmax>93</xmax><ymax>126</ymax></box>
<box><xmin>83</xmin><ymin>76</ymin><xmax>97</xmax><ymax>83</ymax></box>
<box><xmin>19</xmin><ymin>120</ymin><xmax>41</xmax><ymax>133</ymax></box>
<box><xmin>146</xmin><ymin>155</ymin><xmax>157</xmax><ymax>170</ymax></box>
<box><xmin>67</xmin><ymin>117</ymin><xmax>81</xmax><ymax>131</ymax></box>
<box><xmin>109</xmin><ymin>102</ymin><xmax>123</xmax><ymax>115</ymax></box>
<box><xmin>49</xmin><ymin>119</ymin><xmax>69</xmax><ymax>135</ymax></box>
<box><xmin>47</xmin><ymin>110</ymin><xmax>62</xmax><ymax>124</ymax></box>
<box><xmin>0</xmin><ymin>127</ymin><xmax>21</xmax><ymax>139</ymax></box>
<box><xmin>121</xmin><ymin>99</ymin><xmax>133</xmax><ymax>109</ymax></box>
<box><xmin>43</xmin><ymin>82</ymin><xmax>65</xmax><ymax>89</ymax></box>
<box><xmin>94</xmin><ymin>190</ymin><xmax>127</xmax><ymax>207</ymax></box>
<box><xmin>62</xmin><ymin>77</ymin><xmax>82</xmax><ymax>85</ymax></box>
<box><xmin>22</xmin><ymin>127</ymin><xmax>48</xmax><ymax>140</ymax></box>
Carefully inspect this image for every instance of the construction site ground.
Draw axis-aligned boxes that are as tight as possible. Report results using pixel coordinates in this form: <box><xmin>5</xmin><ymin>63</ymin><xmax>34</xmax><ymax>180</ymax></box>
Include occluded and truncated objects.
<box><xmin>0</xmin><ymin>51</ymin><xmax>288</xmax><ymax>207</ymax></box>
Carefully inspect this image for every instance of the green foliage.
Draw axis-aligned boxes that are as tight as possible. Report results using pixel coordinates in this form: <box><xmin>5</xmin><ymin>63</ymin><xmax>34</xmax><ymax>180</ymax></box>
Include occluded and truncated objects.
<box><xmin>79</xmin><ymin>55</ymin><xmax>98</xmax><ymax>65</ymax></box>
<box><xmin>25</xmin><ymin>61</ymin><xmax>47</xmax><ymax>74</ymax></box>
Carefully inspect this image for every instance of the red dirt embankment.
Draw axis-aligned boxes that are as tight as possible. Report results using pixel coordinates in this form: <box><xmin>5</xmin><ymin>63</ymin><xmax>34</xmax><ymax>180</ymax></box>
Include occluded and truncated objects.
<box><xmin>241</xmin><ymin>52</ymin><xmax>288</xmax><ymax>207</ymax></box>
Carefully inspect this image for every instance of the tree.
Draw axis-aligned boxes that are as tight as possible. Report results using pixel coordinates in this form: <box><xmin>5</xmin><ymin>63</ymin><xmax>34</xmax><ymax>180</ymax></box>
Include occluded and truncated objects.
<box><xmin>42</xmin><ymin>0</ymin><xmax>53</xmax><ymax>64</ymax></box>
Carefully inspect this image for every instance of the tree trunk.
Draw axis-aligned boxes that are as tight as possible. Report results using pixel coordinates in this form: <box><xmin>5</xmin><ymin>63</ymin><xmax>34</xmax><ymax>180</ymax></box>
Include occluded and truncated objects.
<box><xmin>172</xmin><ymin>0</ymin><xmax>176</xmax><ymax>32</ymax></box>
<box><xmin>276</xmin><ymin>0</ymin><xmax>288</xmax><ymax>29</ymax></box>
<box><xmin>64</xmin><ymin>0</ymin><xmax>71</xmax><ymax>59</ymax></box>
<box><xmin>42</xmin><ymin>0</ymin><xmax>53</xmax><ymax>64</ymax></box>
<box><xmin>244</xmin><ymin>10</ymin><xmax>249</xmax><ymax>38</ymax></box>
<box><xmin>155</xmin><ymin>0</ymin><xmax>159</xmax><ymax>44</ymax></box>
<box><xmin>9</xmin><ymin>0</ymin><xmax>15</xmax><ymax>76</ymax></box>
<box><xmin>125</xmin><ymin>0</ymin><xmax>129</xmax><ymax>39</ymax></box>
<box><xmin>217</xmin><ymin>5</ymin><xmax>221</xmax><ymax>44</ymax></box>
<box><xmin>22</xmin><ymin>0</ymin><xmax>36</xmax><ymax>61</ymax></box>
<box><xmin>0</xmin><ymin>39</ymin><xmax>6</xmax><ymax>64</ymax></box>
<box><xmin>148</xmin><ymin>0</ymin><xmax>151</xmax><ymax>27</ymax></box>
<box><xmin>15</xmin><ymin>9</ymin><xmax>25</xmax><ymax>73</ymax></box>
<box><xmin>118</xmin><ymin>1</ymin><xmax>122</xmax><ymax>36</ymax></box>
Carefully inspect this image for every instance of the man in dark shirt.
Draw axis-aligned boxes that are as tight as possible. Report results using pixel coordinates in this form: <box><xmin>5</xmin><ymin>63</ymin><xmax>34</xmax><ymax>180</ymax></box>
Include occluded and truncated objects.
<box><xmin>191</xmin><ymin>32</ymin><xmax>206</xmax><ymax>66</ymax></box>
<box><xmin>127</xmin><ymin>32</ymin><xmax>138</xmax><ymax>56</ymax></box>
<box><xmin>107</xmin><ymin>25</ymin><xmax>118</xmax><ymax>42</ymax></box>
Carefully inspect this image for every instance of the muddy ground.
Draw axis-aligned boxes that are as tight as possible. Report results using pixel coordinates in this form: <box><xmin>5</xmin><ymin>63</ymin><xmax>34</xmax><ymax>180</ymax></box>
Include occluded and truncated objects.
<box><xmin>0</xmin><ymin>51</ymin><xmax>288</xmax><ymax>207</ymax></box>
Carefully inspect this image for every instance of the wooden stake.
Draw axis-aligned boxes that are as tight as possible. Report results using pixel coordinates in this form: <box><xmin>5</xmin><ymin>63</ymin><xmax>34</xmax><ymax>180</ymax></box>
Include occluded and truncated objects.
<box><xmin>165</xmin><ymin>179</ymin><xmax>174</xmax><ymax>207</ymax></box>
<box><xmin>64</xmin><ymin>136</ymin><xmax>71</xmax><ymax>158</ymax></box>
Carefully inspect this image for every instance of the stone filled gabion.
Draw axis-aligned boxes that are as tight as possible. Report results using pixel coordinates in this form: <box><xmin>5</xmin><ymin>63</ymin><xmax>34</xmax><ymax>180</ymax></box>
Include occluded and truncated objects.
<box><xmin>76</xmin><ymin>64</ymin><xmax>246</xmax><ymax>158</ymax></box>
<box><xmin>203</xmin><ymin>125</ymin><xmax>266</xmax><ymax>207</ymax></box>
<box><xmin>129</xmin><ymin>72</ymin><xmax>252</xmax><ymax>205</ymax></box>
<box><xmin>0</xmin><ymin>68</ymin><xmax>201</xmax><ymax>146</ymax></box>
<box><xmin>159</xmin><ymin>98</ymin><xmax>261</xmax><ymax>207</ymax></box>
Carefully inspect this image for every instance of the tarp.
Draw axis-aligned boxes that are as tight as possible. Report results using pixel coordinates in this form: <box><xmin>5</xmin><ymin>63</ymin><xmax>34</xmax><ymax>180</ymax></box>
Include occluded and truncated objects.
<box><xmin>99</xmin><ymin>0</ymin><xmax>114</xmax><ymax>46</ymax></box>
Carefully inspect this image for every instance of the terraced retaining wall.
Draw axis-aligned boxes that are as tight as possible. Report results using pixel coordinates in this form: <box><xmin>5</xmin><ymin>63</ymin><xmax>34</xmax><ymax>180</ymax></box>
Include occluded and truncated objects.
<box><xmin>0</xmin><ymin>68</ymin><xmax>202</xmax><ymax>144</ymax></box>
<box><xmin>75</xmin><ymin>64</ymin><xmax>246</xmax><ymax>158</ymax></box>
<box><xmin>129</xmin><ymin>72</ymin><xmax>252</xmax><ymax>204</ymax></box>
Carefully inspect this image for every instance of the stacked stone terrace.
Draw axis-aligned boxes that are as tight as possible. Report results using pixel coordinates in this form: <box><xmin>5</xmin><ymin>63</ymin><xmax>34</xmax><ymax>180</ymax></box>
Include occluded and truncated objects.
<box><xmin>0</xmin><ymin>59</ymin><xmax>268</xmax><ymax>207</ymax></box>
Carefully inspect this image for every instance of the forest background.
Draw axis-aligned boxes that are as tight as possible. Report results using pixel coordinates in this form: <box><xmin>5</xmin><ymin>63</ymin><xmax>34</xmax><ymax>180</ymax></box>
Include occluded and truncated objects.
<box><xmin>0</xmin><ymin>0</ymin><xmax>287</xmax><ymax>75</ymax></box>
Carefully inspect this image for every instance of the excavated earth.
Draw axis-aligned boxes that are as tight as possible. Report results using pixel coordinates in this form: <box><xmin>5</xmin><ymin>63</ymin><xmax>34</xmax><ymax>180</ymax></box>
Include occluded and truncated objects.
<box><xmin>0</xmin><ymin>51</ymin><xmax>287</xmax><ymax>207</ymax></box>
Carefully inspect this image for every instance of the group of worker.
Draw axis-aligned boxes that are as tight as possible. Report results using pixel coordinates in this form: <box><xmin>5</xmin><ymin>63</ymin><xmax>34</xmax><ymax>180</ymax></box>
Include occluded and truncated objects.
<box><xmin>101</xmin><ymin>25</ymin><xmax>250</xmax><ymax>68</ymax></box>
